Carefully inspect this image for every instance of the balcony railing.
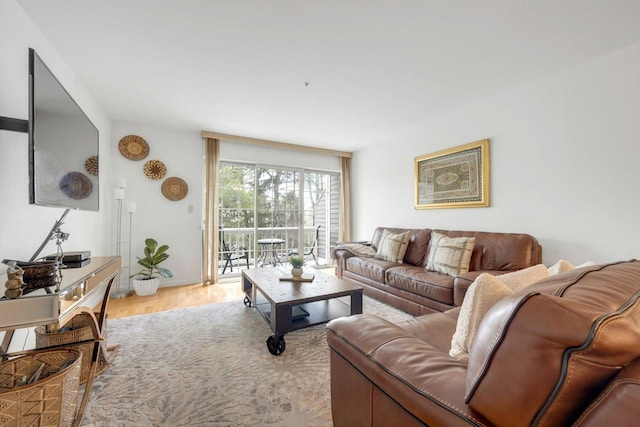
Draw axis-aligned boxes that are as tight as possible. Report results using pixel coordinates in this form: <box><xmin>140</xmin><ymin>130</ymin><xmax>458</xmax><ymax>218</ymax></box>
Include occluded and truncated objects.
<box><xmin>219</xmin><ymin>226</ymin><xmax>327</xmax><ymax>276</ymax></box>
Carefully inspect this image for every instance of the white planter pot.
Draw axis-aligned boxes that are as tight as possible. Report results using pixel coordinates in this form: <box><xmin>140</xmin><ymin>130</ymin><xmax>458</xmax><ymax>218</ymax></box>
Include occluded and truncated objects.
<box><xmin>132</xmin><ymin>277</ymin><xmax>160</xmax><ymax>296</ymax></box>
<box><xmin>291</xmin><ymin>267</ymin><xmax>303</xmax><ymax>277</ymax></box>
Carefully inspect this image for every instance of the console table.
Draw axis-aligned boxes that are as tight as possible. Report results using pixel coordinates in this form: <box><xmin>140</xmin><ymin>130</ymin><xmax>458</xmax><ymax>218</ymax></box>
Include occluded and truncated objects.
<box><xmin>0</xmin><ymin>256</ymin><xmax>121</xmax><ymax>427</ymax></box>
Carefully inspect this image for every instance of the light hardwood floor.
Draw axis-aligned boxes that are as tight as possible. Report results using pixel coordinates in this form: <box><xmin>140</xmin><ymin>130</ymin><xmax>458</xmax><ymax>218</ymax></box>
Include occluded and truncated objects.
<box><xmin>107</xmin><ymin>267</ymin><xmax>336</xmax><ymax>319</ymax></box>
<box><xmin>106</xmin><ymin>280</ymin><xmax>245</xmax><ymax>319</ymax></box>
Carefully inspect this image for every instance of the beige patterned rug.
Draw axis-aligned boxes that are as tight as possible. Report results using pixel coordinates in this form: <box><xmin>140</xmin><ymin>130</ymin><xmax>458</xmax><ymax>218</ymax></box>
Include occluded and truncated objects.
<box><xmin>81</xmin><ymin>296</ymin><xmax>412</xmax><ymax>426</ymax></box>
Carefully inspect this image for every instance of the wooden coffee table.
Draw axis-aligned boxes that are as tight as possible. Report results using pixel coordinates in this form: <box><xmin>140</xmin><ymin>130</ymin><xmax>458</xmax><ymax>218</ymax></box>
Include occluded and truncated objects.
<box><xmin>241</xmin><ymin>268</ymin><xmax>363</xmax><ymax>355</ymax></box>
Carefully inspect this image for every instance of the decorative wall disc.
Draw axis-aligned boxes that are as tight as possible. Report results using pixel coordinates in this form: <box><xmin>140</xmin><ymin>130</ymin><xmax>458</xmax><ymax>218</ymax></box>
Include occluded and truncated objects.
<box><xmin>59</xmin><ymin>171</ymin><xmax>93</xmax><ymax>199</ymax></box>
<box><xmin>161</xmin><ymin>177</ymin><xmax>188</xmax><ymax>201</ymax></box>
<box><xmin>143</xmin><ymin>160</ymin><xmax>167</xmax><ymax>180</ymax></box>
<box><xmin>84</xmin><ymin>155</ymin><xmax>99</xmax><ymax>176</ymax></box>
<box><xmin>118</xmin><ymin>135</ymin><xmax>149</xmax><ymax>161</ymax></box>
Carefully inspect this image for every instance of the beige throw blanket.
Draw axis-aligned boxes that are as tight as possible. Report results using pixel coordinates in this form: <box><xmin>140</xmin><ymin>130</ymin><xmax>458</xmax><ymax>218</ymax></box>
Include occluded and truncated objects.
<box><xmin>331</xmin><ymin>243</ymin><xmax>377</xmax><ymax>259</ymax></box>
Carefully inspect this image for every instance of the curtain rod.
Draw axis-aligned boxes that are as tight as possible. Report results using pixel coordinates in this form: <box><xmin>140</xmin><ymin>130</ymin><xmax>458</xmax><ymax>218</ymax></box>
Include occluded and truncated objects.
<box><xmin>201</xmin><ymin>131</ymin><xmax>352</xmax><ymax>159</ymax></box>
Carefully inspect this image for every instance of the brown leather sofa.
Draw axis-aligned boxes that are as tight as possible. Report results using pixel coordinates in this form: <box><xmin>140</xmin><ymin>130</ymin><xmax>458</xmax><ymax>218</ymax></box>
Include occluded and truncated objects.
<box><xmin>333</xmin><ymin>227</ymin><xmax>542</xmax><ymax>315</ymax></box>
<box><xmin>326</xmin><ymin>259</ymin><xmax>640</xmax><ymax>426</ymax></box>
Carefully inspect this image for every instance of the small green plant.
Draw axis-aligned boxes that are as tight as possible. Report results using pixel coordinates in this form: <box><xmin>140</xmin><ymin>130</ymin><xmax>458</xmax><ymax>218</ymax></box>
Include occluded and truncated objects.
<box><xmin>130</xmin><ymin>238</ymin><xmax>174</xmax><ymax>279</ymax></box>
<box><xmin>289</xmin><ymin>255</ymin><xmax>305</xmax><ymax>268</ymax></box>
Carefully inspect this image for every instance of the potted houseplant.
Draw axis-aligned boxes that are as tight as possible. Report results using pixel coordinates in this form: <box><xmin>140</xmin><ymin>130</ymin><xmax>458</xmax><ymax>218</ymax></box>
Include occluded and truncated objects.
<box><xmin>130</xmin><ymin>238</ymin><xmax>173</xmax><ymax>296</ymax></box>
<box><xmin>289</xmin><ymin>255</ymin><xmax>305</xmax><ymax>278</ymax></box>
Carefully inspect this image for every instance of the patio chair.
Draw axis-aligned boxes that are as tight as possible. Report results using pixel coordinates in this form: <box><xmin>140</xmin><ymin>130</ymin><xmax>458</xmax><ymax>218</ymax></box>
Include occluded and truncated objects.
<box><xmin>220</xmin><ymin>231</ymin><xmax>249</xmax><ymax>274</ymax></box>
<box><xmin>288</xmin><ymin>225</ymin><xmax>320</xmax><ymax>264</ymax></box>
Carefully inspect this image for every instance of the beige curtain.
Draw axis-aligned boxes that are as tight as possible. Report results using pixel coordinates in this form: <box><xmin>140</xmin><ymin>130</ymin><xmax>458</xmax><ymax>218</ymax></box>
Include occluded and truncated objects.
<box><xmin>202</xmin><ymin>138</ymin><xmax>220</xmax><ymax>285</ymax></box>
<box><xmin>339</xmin><ymin>156</ymin><xmax>351</xmax><ymax>243</ymax></box>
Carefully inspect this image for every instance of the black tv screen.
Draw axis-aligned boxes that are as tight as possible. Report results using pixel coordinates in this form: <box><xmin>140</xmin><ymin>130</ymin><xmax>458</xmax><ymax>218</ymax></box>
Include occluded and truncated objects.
<box><xmin>29</xmin><ymin>48</ymin><xmax>99</xmax><ymax>211</ymax></box>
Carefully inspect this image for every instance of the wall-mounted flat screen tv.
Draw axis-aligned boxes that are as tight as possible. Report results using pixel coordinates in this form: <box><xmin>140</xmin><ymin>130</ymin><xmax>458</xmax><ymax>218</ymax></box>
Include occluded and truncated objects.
<box><xmin>29</xmin><ymin>48</ymin><xmax>99</xmax><ymax>211</ymax></box>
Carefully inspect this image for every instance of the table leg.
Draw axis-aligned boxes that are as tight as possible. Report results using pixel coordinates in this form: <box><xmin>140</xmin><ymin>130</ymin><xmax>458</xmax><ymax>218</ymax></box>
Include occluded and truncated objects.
<box><xmin>0</xmin><ymin>330</ymin><xmax>14</xmax><ymax>360</ymax></box>
<box><xmin>257</xmin><ymin>248</ymin><xmax>266</xmax><ymax>267</ymax></box>
<box><xmin>272</xmin><ymin>244</ymin><xmax>282</xmax><ymax>265</ymax></box>
<box><xmin>350</xmin><ymin>292</ymin><xmax>363</xmax><ymax>315</ymax></box>
<box><xmin>71</xmin><ymin>275</ymin><xmax>117</xmax><ymax>427</ymax></box>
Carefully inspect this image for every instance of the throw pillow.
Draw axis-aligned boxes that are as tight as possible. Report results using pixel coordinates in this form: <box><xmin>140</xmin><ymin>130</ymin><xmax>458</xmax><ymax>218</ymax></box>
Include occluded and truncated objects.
<box><xmin>375</xmin><ymin>230</ymin><xmax>411</xmax><ymax>263</ymax></box>
<box><xmin>425</xmin><ymin>232</ymin><xmax>475</xmax><ymax>276</ymax></box>
<box><xmin>548</xmin><ymin>259</ymin><xmax>575</xmax><ymax>275</ymax></box>
<box><xmin>449</xmin><ymin>264</ymin><xmax>549</xmax><ymax>361</ymax></box>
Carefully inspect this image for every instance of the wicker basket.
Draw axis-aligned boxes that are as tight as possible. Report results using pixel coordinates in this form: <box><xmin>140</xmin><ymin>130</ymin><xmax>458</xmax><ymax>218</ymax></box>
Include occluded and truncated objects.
<box><xmin>0</xmin><ymin>348</ymin><xmax>81</xmax><ymax>427</ymax></box>
<box><xmin>35</xmin><ymin>313</ymin><xmax>108</xmax><ymax>385</ymax></box>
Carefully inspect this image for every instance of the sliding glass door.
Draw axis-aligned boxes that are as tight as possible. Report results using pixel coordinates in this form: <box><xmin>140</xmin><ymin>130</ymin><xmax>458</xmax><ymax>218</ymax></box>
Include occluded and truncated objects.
<box><xmin>218</xmin><ymin>162</ymin><xmax>339</xmax><ymax>276</ymax></box>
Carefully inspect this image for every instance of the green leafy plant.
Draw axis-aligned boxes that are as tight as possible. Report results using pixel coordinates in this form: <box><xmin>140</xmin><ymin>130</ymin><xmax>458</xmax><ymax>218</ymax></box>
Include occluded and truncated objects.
<box><xmin>289</xmin><ymin>255</ymin><xmax>305</xmax><ymax>268</ymax></box>
<box><xmin>130</xmin><ymin>238</ymin><xmax>174</xmax><ymax>280</ymax></box>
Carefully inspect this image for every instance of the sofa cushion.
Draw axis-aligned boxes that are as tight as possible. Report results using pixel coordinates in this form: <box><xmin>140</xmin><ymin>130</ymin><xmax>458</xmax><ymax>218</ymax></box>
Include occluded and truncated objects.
<box><xmin>346</xmin><ymin>256</ymin><xmax>396</xmax><ymax>283</ymax></box>
<box><xmin>386</xmin><ymin>265</ymin><xmax>456</xmax><ymax>305</ymax></box>
<box><xmin>375</xmin><ymin>230</ymin><xmax>411</xmax><ymax>263</ymax></box>
<box><xmin>466</xmin><ymin>260</ymin><xmax>640</xmax><ymax>427</ymax></box>
<box><xmin>371</xmin><ymin>227</ymin><xmax>433</xmax><ymax>266</ymax></box>
<box><xmin>433</xmin><ymin>229</ymin><xmax>542</xmax><ymax>271</ymax></box>
<box><xmin>425</xmin><ymin>232</ymin><xmax>475</xmax><ymax>276</ymax></box>
<box><xmin>449</xmin><ymin>264</ymin><xmax>549</xmax><ymax>360</ymax></box>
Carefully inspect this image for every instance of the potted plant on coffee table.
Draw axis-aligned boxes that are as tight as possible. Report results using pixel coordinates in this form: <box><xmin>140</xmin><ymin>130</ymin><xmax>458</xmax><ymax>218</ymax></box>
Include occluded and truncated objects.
<box><xmin>289</xmin><ymin>255</ymin><xmax>305</xmax><ymax>278</ymax></box>
<box><xmin>130</xmin><ymin>238</ymin><xmax>173</xmax><ymax>296</ymax></box>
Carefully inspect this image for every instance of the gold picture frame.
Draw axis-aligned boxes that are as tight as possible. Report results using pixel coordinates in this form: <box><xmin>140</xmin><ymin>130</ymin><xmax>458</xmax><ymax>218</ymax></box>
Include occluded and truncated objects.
<box><xmin>414</xmin><ymin>139</ymin><xmax>490</xmax><ymax>209</ymax></box>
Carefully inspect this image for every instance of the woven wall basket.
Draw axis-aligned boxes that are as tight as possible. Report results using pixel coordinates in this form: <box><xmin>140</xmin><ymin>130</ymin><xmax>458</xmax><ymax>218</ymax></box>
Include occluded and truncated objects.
<box><xmin>0</xmin><ymin>348</ymin><xmax>81</xmax><ymax>427</ymax></box>
<box><xmin>35</xmin><ymin>312</ymin><xmax>108</xmax><ymax>385</ymax></box>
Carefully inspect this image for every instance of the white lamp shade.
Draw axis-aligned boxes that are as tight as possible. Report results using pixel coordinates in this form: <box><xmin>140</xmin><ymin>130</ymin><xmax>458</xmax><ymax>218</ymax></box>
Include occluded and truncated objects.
<box><xmin>127</xmin><ymin>202</ymin><xmax>137</xmax><ymax>213</ymax></box>
<box><xmin>114</xmin><ymin>188</ymin><xmax>125</xmax><ymax>200</ymax></box>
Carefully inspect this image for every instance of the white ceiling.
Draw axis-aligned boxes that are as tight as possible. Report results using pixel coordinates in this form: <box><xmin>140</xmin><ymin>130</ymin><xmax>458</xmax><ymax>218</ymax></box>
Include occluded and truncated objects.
<box><xmin>17</xmin><ymin>0</ymin><xmax>640</xmax><ymax>152</ymax></box>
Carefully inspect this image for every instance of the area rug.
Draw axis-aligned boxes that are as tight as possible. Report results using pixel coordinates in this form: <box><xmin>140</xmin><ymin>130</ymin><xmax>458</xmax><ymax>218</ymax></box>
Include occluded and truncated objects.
<box><xmin>81</xmin><ymin>296</ymin><xmax>413</xmax><ymax>426</ymax></box>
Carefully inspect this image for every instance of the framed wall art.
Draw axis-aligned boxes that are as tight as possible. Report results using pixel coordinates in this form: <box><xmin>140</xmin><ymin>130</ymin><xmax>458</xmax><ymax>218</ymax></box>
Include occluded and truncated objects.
<box><xmin>414</xmin><ymin>139</ymin><xmax>490</xmax><ymax>209</ymax></box>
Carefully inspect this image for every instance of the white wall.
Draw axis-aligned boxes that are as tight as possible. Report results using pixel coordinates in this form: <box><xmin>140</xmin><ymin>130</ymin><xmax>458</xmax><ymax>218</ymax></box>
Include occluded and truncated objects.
<box><xmin>351</xmin><ymin>41</ymin><xmax>640</xmax><ymax>265</ymax></box>
<box><xmin>110</xmin><ymin>122</ymin><xmax>203</xmax><ymax>287</ymax></box>
<box><xmin>0</xmin><ymin>0</ymin><xmax>112</xmax><ymax>263</ymax></box>
<box><xmin>221</xmin><ymin>140</ymin><xmax>340</xmax><ymax>171</ymax></box>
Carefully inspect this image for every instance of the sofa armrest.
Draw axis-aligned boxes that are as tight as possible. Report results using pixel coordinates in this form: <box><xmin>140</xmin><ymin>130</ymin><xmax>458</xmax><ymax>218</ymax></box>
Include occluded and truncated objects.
<box><xmin>327</xmin><ymin>314</ymin><xmax>486</xmax><ymax>426</ymax></box>
<box><xmin>332</xmin><ymin>248</ymin><xmax>355</xmax><ymax>278</ymax></box>
<box><xmin>573</xmin><ymin>358</ymin><xmax>640</xmax><ymax>426</ymax></box>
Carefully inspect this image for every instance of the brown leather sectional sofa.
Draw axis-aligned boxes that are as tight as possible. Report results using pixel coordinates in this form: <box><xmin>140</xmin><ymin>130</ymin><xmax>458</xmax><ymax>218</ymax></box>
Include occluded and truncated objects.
<box><xmin>327</xmin><ymin>259</ymin><xmax>640</xmax><ymax>426</ymax></box>
<box><xmin>333</xmin><ymin>227</ymin><xmax>542</xmax><ymax>315</ymax></box>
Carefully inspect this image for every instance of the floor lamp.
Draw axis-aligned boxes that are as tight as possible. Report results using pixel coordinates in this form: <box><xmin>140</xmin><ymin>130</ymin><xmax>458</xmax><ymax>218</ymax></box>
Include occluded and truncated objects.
<box><xmin>112</xmin><ymin>181</ymin><xmax>127</xmax><ymax>298</ymax></box>
<box><xmin>126</xmin><ymin>202</ymin><xmax>136</xmax><ymax>294</ymax></box>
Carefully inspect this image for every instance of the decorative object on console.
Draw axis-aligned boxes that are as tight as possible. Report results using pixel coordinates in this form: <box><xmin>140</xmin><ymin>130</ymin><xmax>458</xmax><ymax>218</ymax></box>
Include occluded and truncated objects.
<box><xmin>161</xmin><ymin>176</ymin><xmax>188</xmax><ymax>201</ymax></box>
<box><xmin>2</xmin><ymin>260</ymin><xmax>61</xmax><ymax>292</ymax></box>
<box><xmin>143</xmin><ymin>159</ymin><xmax>167</xmax><ymax>180</ymax></box>
<box><xmin>130</xmin><ymin>238</ymin><xmax>173</xmax><ymax>296</ymax></box>
<box><xmin>415</xmin><ymin>138</ymin><xmax>490</xmax><ymax>209</ymax></box>
<box><xmin>45</xmin><ymin>251</ymin><xmax>91</xmax><ymax>264</ymax></box>
<box><xmin>118</xmin><ymin>135</ymin><xmax>149</xmax><ymax>161</ymax></box>
<box><xmin>25</xmin><ymin>208</ymin><xmax>71</xmax><ymax>268</ymax></box>
<box><xmin>4</xmin><ymin>261</ymin><xmax>24</xmax><ymax>299</ymax></box>
<box><xmin>84</xmin><ymin>155</ymin><xmax>99</xmax><ymax>176</ymax></box>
